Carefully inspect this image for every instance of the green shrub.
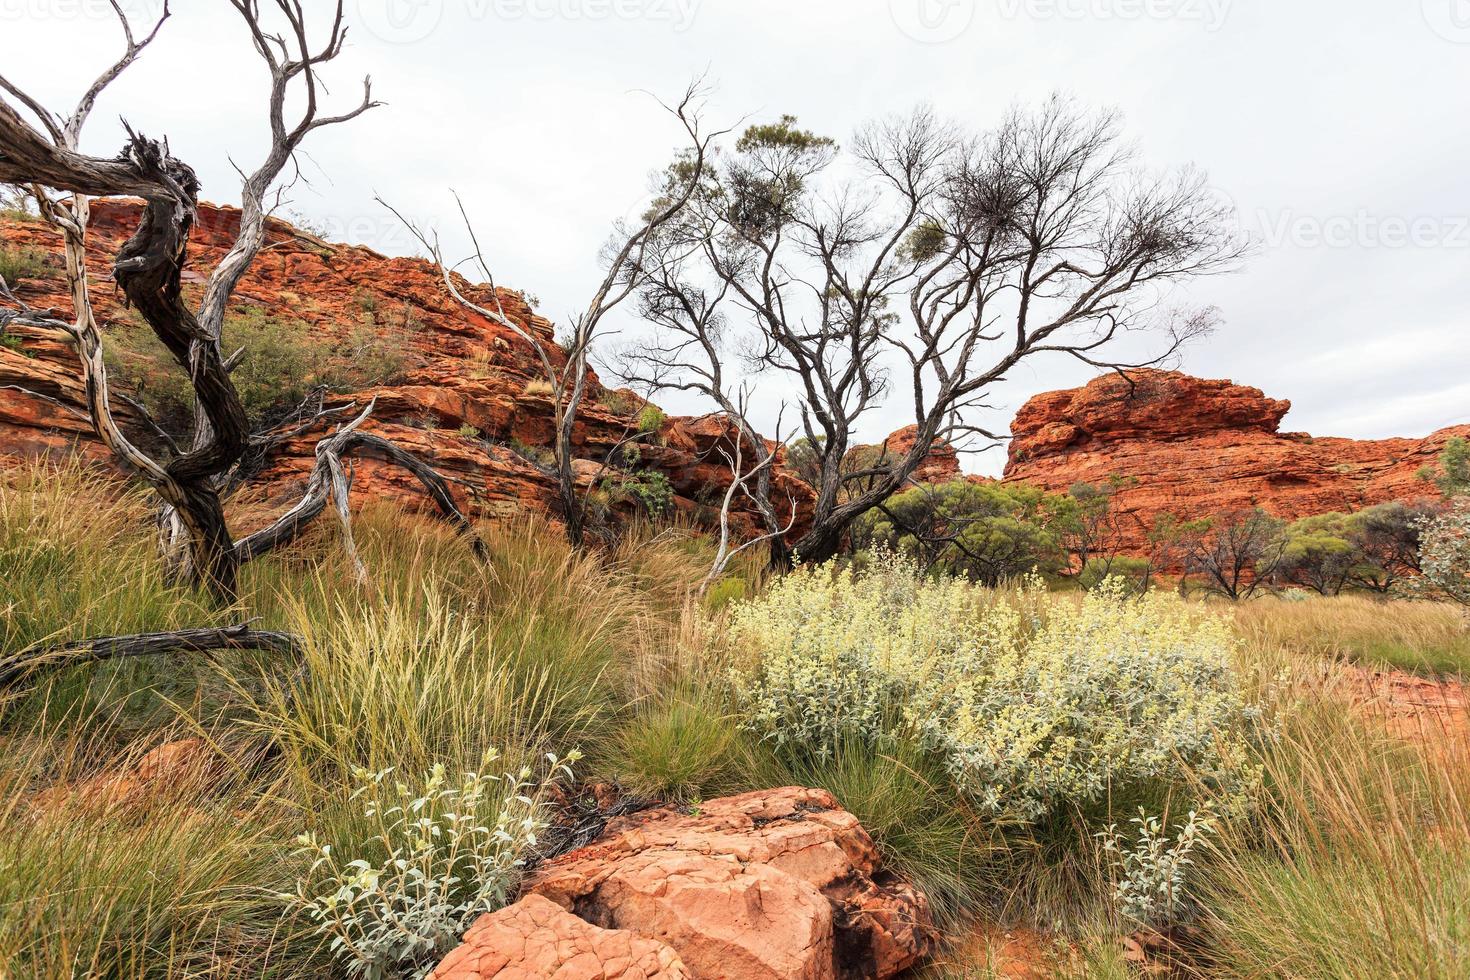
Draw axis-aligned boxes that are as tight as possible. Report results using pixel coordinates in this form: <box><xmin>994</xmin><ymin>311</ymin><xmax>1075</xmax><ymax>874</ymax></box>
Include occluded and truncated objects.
<box><xmin>858</xmin><ymin>481</ymin><xmax>1064</xmax><ymax>584</ymax></box>
<box><xmin>0</xmin><ymin>329</ymin><xmax>31</xmax><ymax>357</ymax></box>
<box><xmin>0</xmin><ymin>245</ymin><xmax>46</xmax><ymax>283</ymax></box>
<box><xmin>1077</xmin><ymin>556</ymin><xmax>1151</xmax><ymax>593</ymax></box>
<box><xmin>104</xmin><ymin>306</ymin><xmax>406</xmax><ymax>433</ymax></box>
<box><xmin>730</xmin><ymin>554</ymin><xmax>1263</xmax><ymax>825</ymax></box>
<box><xmin>636</xmin><ymin>404</ymin><xmax>666</xmax><ymax>434</ymax></box>
<box><xmin>284</xmin><ymin>755</ymin><xmax>575</xmax><ymax>980</ymax></box>
<box><xmin>604</xmin><ymin>470</ymin><xmax>674</xmax><ymax>517</ymax></box>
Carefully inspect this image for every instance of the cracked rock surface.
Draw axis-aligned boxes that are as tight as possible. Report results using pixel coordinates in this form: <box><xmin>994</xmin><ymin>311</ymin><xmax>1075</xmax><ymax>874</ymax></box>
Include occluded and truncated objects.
<box><xmin>431</xmin><ymin>787</ymin><xmax>935</xmax><ymax>980</ymax></box>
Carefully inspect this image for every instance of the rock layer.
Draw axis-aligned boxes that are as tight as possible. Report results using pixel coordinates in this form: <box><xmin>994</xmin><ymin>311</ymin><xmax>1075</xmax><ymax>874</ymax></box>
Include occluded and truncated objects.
<box><xmin>0</xmin><ymin>201</ymin><xmax>812</xmax><ymax>535</ymax></box>
<box><xmin>1004</xmin><ymin>369</ymin><xmax>1467</xmax><ymax>551</ymax></box>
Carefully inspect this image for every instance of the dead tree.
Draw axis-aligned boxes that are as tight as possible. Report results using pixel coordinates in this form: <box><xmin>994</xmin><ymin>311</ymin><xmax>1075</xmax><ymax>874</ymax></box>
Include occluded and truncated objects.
<box><xmin>382</xmin><ymin>82</ymin><xmax>722</xmax><ymax>549</ymax></box>
<box><xmin>0</xmin><ymin>0</ymin><xmax>479</xmax><ymax>603</ymax></box>
<box><xmin>696</xmin><ymin>394</ymin><xmax>797</xmax><ymax>595</ymax></box>
<box><xmin>621</xmin><ymin>100</ymin><xmax>1245</xmax><ymax>567</ymax></box>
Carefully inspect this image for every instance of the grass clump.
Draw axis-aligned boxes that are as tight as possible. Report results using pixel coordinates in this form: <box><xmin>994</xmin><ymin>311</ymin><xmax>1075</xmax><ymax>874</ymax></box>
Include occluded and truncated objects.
<box><xmin>0</xmin><ymin>721</ymin><xmax>289</xmax><ymax>980</ymax></box>
<box><xmin>1234</xmin><ymin>593</ymin><xmax>1470</xmax><ymax>676</ymax></box>
<box><xmin>1202</xmin><ymin>694</ymin><xmax>1470</xmax><ymax>979</ymax></box>
<box><xmin>0</xmin><ymin>244</ymin><xmax>46</xmax><ymax>283</ymax></box>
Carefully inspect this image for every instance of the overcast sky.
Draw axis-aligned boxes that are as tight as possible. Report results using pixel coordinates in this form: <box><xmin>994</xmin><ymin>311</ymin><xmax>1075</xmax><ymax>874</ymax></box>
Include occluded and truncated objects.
<box><xmin>4</xmin><ymin>0</ymin><xmax>1467</xmax><ymax>474</ymax></box>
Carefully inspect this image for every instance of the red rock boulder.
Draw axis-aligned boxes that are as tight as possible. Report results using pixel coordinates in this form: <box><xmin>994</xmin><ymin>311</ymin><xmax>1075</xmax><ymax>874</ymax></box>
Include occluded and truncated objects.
<box><xmin>519</xmin><ymin>786</ymin><xmax>934</xmax><ymax>980</ymax></box>
<box><xmin>427</xmin><ymin>894</ymin><xmax>691</xmax><ymax>980</ymax></box>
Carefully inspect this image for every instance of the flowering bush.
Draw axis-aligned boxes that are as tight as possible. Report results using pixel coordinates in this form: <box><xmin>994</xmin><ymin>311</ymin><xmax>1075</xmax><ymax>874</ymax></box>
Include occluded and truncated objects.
<box><xmin>730</xmin><ymin>554</ymin><xmax>1262</xmax><ymax>824</ymax></box>
<box><xmin>283</xmin><ymin>751</ymin><xmax>577</xmax><ymax>980</ymax></box>
<box><xmin>1416</xmin><ymin>497</ymin><xmax>1470</xmax><ymax>608</ymax></box>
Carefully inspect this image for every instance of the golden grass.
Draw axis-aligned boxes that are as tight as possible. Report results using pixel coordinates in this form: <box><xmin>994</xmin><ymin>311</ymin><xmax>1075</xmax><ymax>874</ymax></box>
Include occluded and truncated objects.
<box><xmin>1234</xmin><ymin>593</ymin><xmax>1470</xmax><ymax>677</ymax></box>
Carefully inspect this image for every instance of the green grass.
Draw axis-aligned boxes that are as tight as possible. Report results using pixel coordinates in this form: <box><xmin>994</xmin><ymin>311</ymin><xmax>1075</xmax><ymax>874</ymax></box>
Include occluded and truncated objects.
<box><xmin>1235</xmin><ymin>593</ymin><xmax>1470</xmax><ymax>677</ymax></box>
<box><xmin>0</xmin><ymin>460</ymin><xmax>712</xmax><ymax>976</ymax></box>
<box><xmin>1200</xmin><ymin>671</ymin><xmax>1470</xmax><ymax>979</ymax></box>
<box><xmin>4</xmin><ymin>458</ymin><xmax>1470</xmax><ymax>977</ymax></box>
<box><xmin>762</xmin><ymin>739</ymin><xmax>996</xmax><ymax>928</ymax></box>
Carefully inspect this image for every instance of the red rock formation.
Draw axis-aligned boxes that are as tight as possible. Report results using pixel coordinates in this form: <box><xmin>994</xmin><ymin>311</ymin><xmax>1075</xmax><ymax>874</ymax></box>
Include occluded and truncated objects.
<box><xmin>1004</xmin><ymin>369</ymin><xmax>1467</xmax><ymax>552</ymax></box>
<box><xmin>0</xmin><ymin>201</ymin><xmax>812</xmax><ymax>536</ymax></box>
<box><xmin>515</xmin><ymin>786</ymin><xmax>935</xmax><ymax>980</ymax></box>
<box><xmin>427</xmin><ymin>894</ymin><xmax>691</xmax><ymax>980</ymax></box>
<box><xmin>867</xmin><ymin>424</ymin><xmax>962</xmax><ymax>484</ymax></box>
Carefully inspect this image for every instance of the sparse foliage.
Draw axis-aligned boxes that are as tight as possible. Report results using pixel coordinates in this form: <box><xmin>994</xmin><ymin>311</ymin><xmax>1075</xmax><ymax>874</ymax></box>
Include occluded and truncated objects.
<box><xmin>623</xmin><ymin>98</ymin><xmax>1244</xmax><ymax>567</ymax></box>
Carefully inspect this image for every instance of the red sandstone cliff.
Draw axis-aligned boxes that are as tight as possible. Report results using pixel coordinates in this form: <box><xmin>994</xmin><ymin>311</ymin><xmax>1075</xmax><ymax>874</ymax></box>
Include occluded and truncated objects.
<box><xmin>0</xmin><ymin>200</ymin><xmax>812</xmax><ymax>534</ymax></box>
<box><xmin>1004</xmin><ymin>370</ymin><xmax>1467</xmax><ymax>550</ymax></box>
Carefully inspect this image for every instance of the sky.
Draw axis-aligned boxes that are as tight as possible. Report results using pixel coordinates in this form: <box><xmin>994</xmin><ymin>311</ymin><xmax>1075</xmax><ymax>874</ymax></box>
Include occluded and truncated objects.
<box><xmin>2</xmin><ymin>0</ymin><xmax>1467</xmax><ymax>475</ymax></box>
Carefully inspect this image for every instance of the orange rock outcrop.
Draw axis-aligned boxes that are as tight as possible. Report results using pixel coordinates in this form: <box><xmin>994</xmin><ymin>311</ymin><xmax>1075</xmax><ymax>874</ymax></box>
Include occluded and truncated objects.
<box><xmin>1004</xmin><ymin>369</ymin><xmax>1467</xmax><ymax>551</ymax></box>
<box><xmin>0</xmin><ymin>201</ymin><xmax>812</xmax><ymax>533</ymax></box>
<box><xmin>430</xmin><ymin>786</ymin><xmax>934</xmax><ymax>980</ymax></box>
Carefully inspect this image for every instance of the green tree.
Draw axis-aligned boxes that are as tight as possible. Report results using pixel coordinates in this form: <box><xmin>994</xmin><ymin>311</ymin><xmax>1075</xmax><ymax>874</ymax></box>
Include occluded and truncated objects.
<box><xmin>1345</xmin><ymin>501</ymin><xmax>1432</xmax><ymax>594</ymax></box>
<box><xmin>861</xmin><ymin>480</ymin><xmax>1063</xmax><ymax>585</ymax></box>
<box><xmin>1277</xmin><ymin>513</ymin><xmax>1358</xmax><ymax>596</ymax></box>
<box><xmin>1048</xmin><ymin>477</ymin><xmax>1132</xmax><ymax>575</ymax></box>
<box><xmin>1428</xmin><ymin>437</ymin><xmax>1470</xmax><ymax>496</ymax></box>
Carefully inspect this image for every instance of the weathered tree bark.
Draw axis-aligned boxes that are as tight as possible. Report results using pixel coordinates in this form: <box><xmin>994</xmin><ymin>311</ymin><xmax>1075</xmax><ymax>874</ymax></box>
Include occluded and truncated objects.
<box><xmin>0</xmin><ymin>625</ymin><xmax>301</xmax><ymax>692</ymax></box>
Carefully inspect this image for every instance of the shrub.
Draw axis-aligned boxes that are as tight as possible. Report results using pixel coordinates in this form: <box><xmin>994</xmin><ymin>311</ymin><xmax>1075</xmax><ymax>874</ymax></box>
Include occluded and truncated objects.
<box><xmin>730</xmin><ymin>554</ymin><xmax>1262</xmax><ymax>825</ymax></box>
<box><xmin>603</xmin><ymin>470</ymin><xmax>674</xmax><ymax>517</ymax></box>
<box><xmin>1077</xmin><ymin>556</ymin><xmax>1151</xmax><ymax>593</ymax></box>
<box><xmin>1416</xmin><ymin>496</ymin><xmax>1470</xmax><ymax>608</ymax></box>
<box><xmin>858</xmin><ymin>480</ymin><xmax>1063</xmax><ymax>584</ymax></box>
<box><xmin>104</xmin><ymin>306</ymin><xmax>406</xmax><ymax>433</ymax></box>
<box><xmin>508</xmin><ymin>438</ymin><xmax>555</xmax><ymax>470</ymax></box>
<box><xmin>1427</xmin><ymin>436</ymin><xmax>1469</xmax><ymax>496</ymax></box>
<box><xmin>600</xmin><ymin>388</ymin><xmax>645</xmax><ymax>417</ymax></box>
<box><xmin>636</xmin><ymin>404</ymin><xmax>666</xmax><ymax>434</ymax></box>
<box><xmin>0</xmin><ymin>244</ymin><xmax>46</xmax><ymax>283</ymax></box>
<box><xmin>284</xmin><ymin>755</ymin><xmax>576</xmax><ymax>979</ymax></box>
<box><xmin>0</xmin><ymin>328</ymin><xmax>31</xmax><ymax>356</ymax></box>
<box><xmin>1098</xmin><ymin>806</ymin><xmax>1216</xmax><ymax>928</ymax></box>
